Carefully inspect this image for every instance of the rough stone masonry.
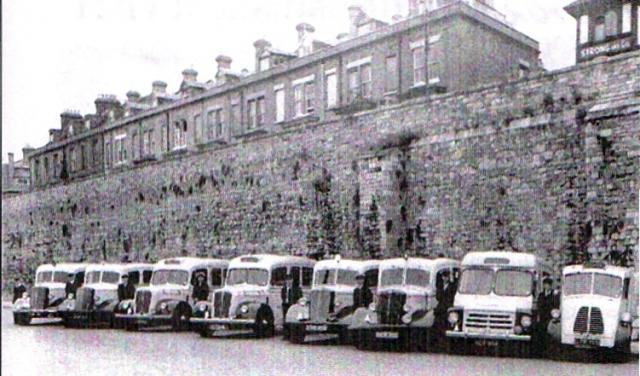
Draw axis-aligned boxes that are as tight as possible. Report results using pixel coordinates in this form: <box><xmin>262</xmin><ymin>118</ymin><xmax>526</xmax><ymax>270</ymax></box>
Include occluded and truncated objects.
<box><xmin>2</xmin><ymin>51</ymin><xmax>639</xmax><ymax>294</ymax></box>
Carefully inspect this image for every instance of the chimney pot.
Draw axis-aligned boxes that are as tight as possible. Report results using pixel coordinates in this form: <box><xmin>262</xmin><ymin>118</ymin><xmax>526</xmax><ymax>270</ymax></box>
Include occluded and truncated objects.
<box><xmin>216</xmin><ymin>55</ymin><xmax>233</xmax><ymax>70</ymax></box>
<box><xmin>253</xmin><ymin>39</ymin><xmax>272</xmax><ymax>51</ymax></box>
<box><xmin>182</xmin><ymin>68</ymin><xmax>198</xmax><ymax>82</ymax></box>
<box><xmin>126</xmin><ymin>90</ymin><xmax>141</xmax><ymax>102</ymax></box>
<box><xmin>348</xmin><ymin>5</ymin><xmax>366</xmax><ymax>36</ymax></box>
<box><xmin>152</xmin><ymin>80</ymin><xmax>167</xmax><ymax>95</ymax></box>
<box><xmin>296</xmin><ymin>23</ymin><xmax>316</xmax><ymax>57</ymax></box>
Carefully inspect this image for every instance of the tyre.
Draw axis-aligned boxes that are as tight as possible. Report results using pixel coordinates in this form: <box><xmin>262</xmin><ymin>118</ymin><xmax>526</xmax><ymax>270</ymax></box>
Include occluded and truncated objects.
<box><xmin>289</xmin><ymin>324</ymin><xmax>305</xmax><ymax>344</ymax></box>
<box><xmin>447</xmin><ymin>338</ymin><xmax>467</xmax><ymax>356</ymax></box>
<box><xmin>13</xmin><ymin>312</ymin><xmax>31</xmax><ymax>326</ymax></box>
<box><xmin>253</xmin><ymin>308</ymin><xmax>275</xmax><ymax>338</ymax></box>
<box><xmin>355</xmin><ymin>330</ymin><xmax>375</xmax><ymax>351</ymax></box>
<box><xmin>172</xmin><ymin>307</ymin><xmax>191</xmax><ymax>332</ymax></box>
<box><xmin>337</xmin><ymin>328</ymin><xmax>351</xmax><ymax>345</ymax></box>
<box><xmin>199</xmin><ymin>325</ymin><xmax>214</xmax><ymax>338</ymax></box>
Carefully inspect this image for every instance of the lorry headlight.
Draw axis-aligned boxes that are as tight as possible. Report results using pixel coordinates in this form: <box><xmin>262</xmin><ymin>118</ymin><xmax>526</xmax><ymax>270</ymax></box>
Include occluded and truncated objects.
<box><xmin>448</xmin><ymin>311</ymin><xmax>459</xmax><ymax>325</ymax></box>
<box><xmin>297</xmin><ymin>297</ymin><xmax>308</xmax><ymax>306</ymax></box>
<box><xmin>122</xmin><ymin>301</ymin><xmax>130</xmax><ymax>309</ymax></box>
<box><xmin>521</xmin><ymin>315</ymin><xmax>532</xmax><ymax>328</ymax></box>
<box><xmin>403</xmin><ymin>303</ymin><xmax>413</xmax><ymax>312</ymax></box>
<box><xmin>127</xmin><ymin>307</ymin><xmax>133</xmax><ymax>315</ymax></box>
<box><xmin>402</xmin><ymin>313</ymin><xmax>412</xmax><ymax>324</ymax></box>
<box><xmin>551</xmin><ymin>309</ymin><xmax>560</xmax><ymax>319</ymax></box>
<box><xmin>22</xmin><ymin>292</ymin><xmax>29</xmax><ymax>299</ymax></box>
<box><xmin>240</xmin><ymin>304</ymin><xmax>249</xmax><ymax>314</ymax></box>
<box><xmin>621</xmin><ymin>312</ymin><xmax>632</xmax><ymax>323</ymax></box>
<box><xmin>368</xmin><ymin>303</ymin><xmax>376</xmax><ymax>311</ymax></box>
<box><xmin>159</xmin><ymin>303</ymin><xmax>167</xmax><ymax>312</ymax></box>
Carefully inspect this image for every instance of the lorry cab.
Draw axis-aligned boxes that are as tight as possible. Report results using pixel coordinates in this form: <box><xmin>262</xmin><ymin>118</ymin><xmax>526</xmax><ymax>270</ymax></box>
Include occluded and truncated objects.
<box><xmin>285</xmin><ymin>257</ymin><xmax>380</xmax><ymax>344</ymax></box>
<box><xmin>191</xmin><ymin>254</ymin><xmax>315</xmax><ymax>338</ymax></box>
<box><xmin>116</xmin><ymin>257</ymin><xmax>228</xmax><ymax>331</ymax></box>
<box><xmin>58</xmin><ymin>263</ymin><xmax>153</xmax><ymax>327</ymax></box>
<box><xmin>350</xmin><ymin>257</ymin><xmax>459</xmax><ymax>351</ymax></box>
<box><xmin>548</xmin><ymin>262</ymin><xmax>636</xmax><ymax>355</ymax></box>
<box><xmin>12</xmin><ymin>263</ymin><xmax>87</xmax><ymax>325</ymax></box>
<box><xmin>446</xmin><ymin>251</ymin><xmax>549</xmax><ymax>356</ymax></box>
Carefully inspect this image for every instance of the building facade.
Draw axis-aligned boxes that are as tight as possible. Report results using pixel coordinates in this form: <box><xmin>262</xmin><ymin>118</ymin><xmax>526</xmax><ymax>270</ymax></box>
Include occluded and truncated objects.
<box><xmin>1</xmin><ymin>149</ymin><xmax>32</xmax><ymax>196</ymax></box>
<box><xmin>27</xmin><ymin>0</ymin><xmax>541</xmax><ymax>189</ymax></box>
<box><xmin>2</xmin><ymin>1</ymin><xmax>638</xmax><ymax>295</ymax></box>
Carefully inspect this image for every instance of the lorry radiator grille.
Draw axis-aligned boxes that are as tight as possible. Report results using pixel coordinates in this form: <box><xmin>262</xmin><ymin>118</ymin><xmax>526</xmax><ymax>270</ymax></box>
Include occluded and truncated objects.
<box><xmin>135</xmin><ymin>291</ymin><xmax>151</xmax><ymax>314</ymax></box>
<box><xmin>214</xmin><ymin>291</ymin><xmax>232</xmax><ymax>318</ymax></box>
<box><xmin>574</xmin><ymin>306</ymin><xmax>604</xmax><ymax>335</ymax></box>
<box><xmin>74</xmin><ymin>287</ymin><xmax>94</xmax><ymax>311</ymax></box>
<box><xmin>376</xmin><ymin>292</ymin><xmax>406</xmax><ymax>325</ymax></box>
<box><xmin>464</xmin><ymin>311</ymin><xmax>514</xmax><ymax>330</ymax></box>
<box><xmin>30</xmin><ymin>287</ymin><xmax>49</xmax><ymax>310</ymax></box>
<box><xmin>309</xmin><ymin>290</ymin><xmax>333</xmax><ymax>322</ymax></box>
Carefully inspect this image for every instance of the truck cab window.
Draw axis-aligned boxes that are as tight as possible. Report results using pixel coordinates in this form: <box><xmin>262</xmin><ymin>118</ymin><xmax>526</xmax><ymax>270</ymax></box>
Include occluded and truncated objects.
<box><xmin>271</xmin><ymin>267</ymin><xmax>287</xmax><ymax>286</ymax></box>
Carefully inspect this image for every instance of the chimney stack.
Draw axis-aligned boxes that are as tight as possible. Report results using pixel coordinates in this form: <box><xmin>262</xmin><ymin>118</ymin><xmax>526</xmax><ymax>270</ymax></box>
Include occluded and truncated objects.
<box><xmin>126</xmin><ymin>90</ymin><xmax>141</xmax><ymax>103</ymax></box>
<box><xmin>216</xmin><ymin>55</ymin><xmax>232</xmax><ymax>71</ymax></box>
<box><xmin>60</xmin><ymin>110</ymin><xmax>83</xmax><ymax>136</ymax></box>
<box><xmin>22</xmin><ymin>146</ymin><xmax>35</xmax><ymax>159</ymax></box>
<box><xmin>152</xmin><ymin>81</ymin><xmax>168</xmax><ymax>95</ymax></box>
<box><xmin>348</xmin><ymin>5</ymin><xmax>365</xmax><ymax>36</ymax></box>
<box><xmin>296</xmin><ymin>23</ymin><xmax>316</xmax><ymax>57</ymax></box>
<box><xmin>254</xmin><ymin>39</ymin><xmax>272</xmax><ymax>72</ymax></box>
<box><xmin>182</xmin><ymin>68</ymin><xmax>198</xmax><ymax>83</ymax></box>
<box><xmin>8</xmin><ymin>153</ymin><xmax>15</xmax><ymax>185</ymax></box>
<box><xmin>95</xmin><ymin>94</ymin><xmax>120</xmax><ymax>116</ymax></box>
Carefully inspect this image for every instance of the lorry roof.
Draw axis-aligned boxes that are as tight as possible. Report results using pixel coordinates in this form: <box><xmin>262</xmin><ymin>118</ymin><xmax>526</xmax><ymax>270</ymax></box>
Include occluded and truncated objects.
<box><xmin>228</xmin><ymin>254</ymin><xmax>316</xmax><ymax>269</ymax></box>
<box><xmin>380</xmin><ymin>257</ymin><xmax>459</xmax><ymax>270</ymax></box>
<box><xmin>461</xmin><ymin>251</ymin><xmax>537</xmax><ymax>268</ymax></box>
<box><xmin>314</xmin><ymin>259</ymin><xmax>380</xmax><ymax>272</ymax></box>
<box><xmin>154</xmin><ymin>257</ymin><xmax>229</xmax><ymax>271</ymax></box>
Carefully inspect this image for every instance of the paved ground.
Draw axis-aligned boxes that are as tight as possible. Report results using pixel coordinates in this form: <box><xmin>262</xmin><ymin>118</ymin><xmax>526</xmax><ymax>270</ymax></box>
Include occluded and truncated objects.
<box><xmin>1</xmin><ymin>308</ymin><xmax>638</xmax><ymax>376</ymax></box>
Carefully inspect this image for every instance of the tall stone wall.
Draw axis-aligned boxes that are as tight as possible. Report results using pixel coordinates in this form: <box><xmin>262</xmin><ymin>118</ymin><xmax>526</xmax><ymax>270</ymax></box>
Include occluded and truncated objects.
<box><xmin>3</xmin><ymin>52</ymin><xmax>639</xmax><ymax>294</ymax></box>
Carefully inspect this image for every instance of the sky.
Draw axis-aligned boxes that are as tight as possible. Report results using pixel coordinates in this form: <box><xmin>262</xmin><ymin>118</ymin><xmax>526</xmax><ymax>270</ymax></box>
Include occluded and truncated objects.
<box><xmin>1</xmin><ymin>0</ymin><xmax>577</xmax><ymax>163</ymax></box>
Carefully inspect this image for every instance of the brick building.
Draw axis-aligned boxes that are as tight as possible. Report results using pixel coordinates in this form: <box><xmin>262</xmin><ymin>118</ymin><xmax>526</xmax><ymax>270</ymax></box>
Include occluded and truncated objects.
<box><xmin>27</xmin><ymin>0</ymin><xmax>541</xmax><ymax>188</ymax></box>
<box><xmin>2</xmin><ymin>1</ymin><xmax>638</xmax><ymax>294</ymax></box>
<box><xmin>1</xmin><ymin>149</ymin><xmax>32</xmax><ymax>196</ymax></box>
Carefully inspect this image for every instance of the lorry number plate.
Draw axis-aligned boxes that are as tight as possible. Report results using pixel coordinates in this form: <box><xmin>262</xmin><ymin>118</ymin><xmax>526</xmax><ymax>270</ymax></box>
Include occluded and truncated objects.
<box><xmin>307</xmin><ymin>325</ymin><xmax>327</xmax><ymax>332</ymax></box>
<box><xmin>376</xmin><ymin>331</ymin><xmax>399</xmax><ymax>339</ymax></box>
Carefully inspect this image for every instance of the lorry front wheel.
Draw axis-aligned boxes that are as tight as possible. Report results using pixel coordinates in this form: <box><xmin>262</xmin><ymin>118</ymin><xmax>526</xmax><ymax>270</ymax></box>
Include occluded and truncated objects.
<box><xmin>172</xmin><ymin>307</ymin><xmax>191</xmax><ymax>332</ymax></box>
<box><xmin>13</xmin><ymin>312</ymin><xmax>31</xmax><ymax>326</ymax></box>
<box><xmin>254</xmin><ymin>309</ymin><xmax>274</xmax><ymax>338</ymax></box>
<box><xmin>288</xmin><ymin>324</ymin><xmax>305</xmax><ymax>344</ymax></box>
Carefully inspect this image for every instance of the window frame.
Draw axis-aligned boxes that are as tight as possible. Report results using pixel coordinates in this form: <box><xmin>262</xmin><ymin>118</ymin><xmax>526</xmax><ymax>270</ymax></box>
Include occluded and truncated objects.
<box><xmin>412</xmin><ymin>46</ymin><xmax>426</xmax><ymax>86</ymax></box>
<box><xmin>275</xmin><ymin>87</ymin><xmax>285</xmax><ymax>123</ymax></box>
<box><xmin>325</xmin><ymin>71</ymin><xmax>337</xmax><ymax>108</ymax></box>
<box><xmin>384</xmin><ymin>55</ymin><xmax>398</xmax><ymax>93</ymax></box>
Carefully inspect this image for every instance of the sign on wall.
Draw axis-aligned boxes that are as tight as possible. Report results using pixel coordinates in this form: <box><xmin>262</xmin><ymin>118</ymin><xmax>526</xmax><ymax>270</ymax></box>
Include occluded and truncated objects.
<box><xmin>580</xmin><ymin>37</ymin><xmax>634</xmax><ymax>60</ymax></box>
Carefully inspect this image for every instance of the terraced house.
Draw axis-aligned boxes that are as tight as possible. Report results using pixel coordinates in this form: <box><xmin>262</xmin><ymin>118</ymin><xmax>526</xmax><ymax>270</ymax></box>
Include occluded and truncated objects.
<box><xmin>27</xmin><ymin>0</ymin><xmax>542</xmax><ymax>188</ymax></box>
<box><xmin>2</xmin><ymin>0</ymin><xmax>639</xmax><ymax>293</ymax></box>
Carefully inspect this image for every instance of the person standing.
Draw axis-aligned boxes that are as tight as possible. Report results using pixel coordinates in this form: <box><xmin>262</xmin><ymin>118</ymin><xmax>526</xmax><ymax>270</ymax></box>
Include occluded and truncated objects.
<box><xmin>352</xmin><ymin>274</ymin><xmax>373</xmax><ymax>309</ymax></box>
<box><xmin>65</xmin><ymin>273</ymin><xmax>77</xmax><ymax>298</ymax></box>
<box><xmin>435</xmin><ymin>269</ymin><xmax>456</xmax><ymax>344</ymax></box>
<box><xmin>281</xmin><ymin>274</ymin><xmax>302</xmax><ymax>335</ymax></box>
<box><xmin>192</xmin><ymin>272</ymin><xmax>210</xmax><ymax>302</ymax></box>
<box><xmin>12</xmin><ymin>277</ymin><xmax>26</xmax><ymax>303</ymax></box>
<box><xmin>117</xmin><ymin>274</ymin><xmax>136</xmax><ymax>301</ymax></box>
<box><xmin>536</xmin><ymin>277</ymin><xmax>558</xmax><ymax>355</ymax></box>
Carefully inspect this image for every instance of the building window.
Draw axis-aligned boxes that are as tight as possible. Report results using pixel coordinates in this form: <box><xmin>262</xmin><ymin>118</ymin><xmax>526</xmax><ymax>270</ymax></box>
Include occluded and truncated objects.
<box><xmin>259</xmin><ymin>57</ymin><xmax>270</xmax><ymax>72</ymax></box>
<box><xmin>80</xmin><ymin>144</ymin><xmax>86</xmax><ymax>170</ymax></box>
<box><xmin>305</xmin><ymin>83</ymin><xmax>315</xmax><ymax>114</ymax></box>
<box><xmin>275</xmin><ymin>87</ymin><xmax>285</xmax><ymax>122</ymax></box>
<box><xmin>385</xmin><ymin>55</ymin><xmax>398</xmax><ymax>93</ymax></box>
<box><xmin>622</xmin><ymin>3</ymin><xmax>632</xmax><ymax>33</ymax></box>
<box><xmin>114</xmin><ymin>135</ymin><xmax>127</xmax><ymax>164</ymax></box>
<box><xmin>247</xmin><ymin>97</ymin><xmax>265</xmax><ymax>128</ymax></box>
<box><xmin>52</xmin><ymin>154</ymin><xmax>59</xmax><ymax>178</ymax></box>
<box><xmin>595</xmin><ymin>16</ymin><xmax>606</xmax><ymax>42</ymax></box>
<box><xmin>69</xmin><ymin>147</ymin><xmax>77</xmax><ymax>171</ymax></box>
<box><xmin>43</xmin><ymin>157</ymin><xmax>49</xmax><ymax>182</ymax></box>
<box><xmin>326</xmin><ymin>72</ymin><xmax>337</xmax><ymax>108</ymax></box>
<box><xmin>105</xmin><ymin>141</ymin><xmax>111</xmax><ymax>167</ymax></box>
<box><xmin>92</xmin><ymin>140</ymin><xmax>98</xmax><ymax>166</ymax></box>
<box><xmin>348</xmin><ymin>64</ymin><xmax>372</xmax><ymax>102</ymax></box>
<box><xmin>215</xmin><ymin>109</ymin><xmax>223</xmax><ymax>137</ymax></box>
<box><xmin>294</xmin><ymin>82</ymin><xmax>315</xmax><ymax>116</ymax></box>
<box><xmin>160</xmin><ymin>124</ymin><xmax>167</xmax><ymax>152</ymax></box>
<box><xmin>604</xmin><ymin>10</ymin><xmax>618</xmax><ymax>37</ymax></box>
<box><xmin>579</xmin><ymin>15</ymin><xmax>589</xmax><ymax>44</ymax></box>
<box><xmin>194</xmin><ymin>114</ymin><xmax>203</xmax><ymax>143</ymax></box>
<box><xmin>131</xmin><ymin>132</ymin><xmax>139</xmax><ymax>160</ymax></box>
<box><xmin>173</xmin><ymin>120</ymin><xmax>187</xmax><ymax>149</ymax></box>
<box><xmin>232</xmin><ymin>103</ymin><xmax>241</xmax><ymax>127</ymax></box>
<box><xmin>294</xmin><ymin>85</ymin><xmax>304</xmax><ymax>116</ymax></box>
<box><xmin>412</xmin><ymin>46</ymin><xmax>426</xmax><ymax>86</ymax></box>
<box><xmin>142</xmin><ymin>129</ymin><xmax>153</xmax><ymax>156</ymax></box>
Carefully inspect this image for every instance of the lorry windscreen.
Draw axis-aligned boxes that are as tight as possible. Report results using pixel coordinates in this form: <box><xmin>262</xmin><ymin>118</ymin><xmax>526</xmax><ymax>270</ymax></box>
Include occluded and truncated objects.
<box><xmin>85</xmin><ymin>271</ymin><xmax>101</xmax><ymax>284</ymax></box>
<box><xmin>593</xmin><ymin>273</ymin><xmax>622</xmax><ymax>298</ymax></box>
<box><xmin>226</xmin><ymin>268</ymin><xmax>269</xmax><ymax>286</ymax></box>
<box><xmin>37</xmin><ymin>271</ymin><xmax>53</xmax><ymax>283</ymax></box>
<box><xmin>564</xmin><ymin>273</ymin><xmax>592</xmax><ymax>296</ymax></box>
<box><xmin>314</xmin><ymin>269</ymin><xmax>336</xmax><ymax>286</ymax></box>
<box><xmin>151</xmin><ymin>270</ymin><xmax>189</xmax><ymax>286</ymax></box>
<box><xmin>102</xmin><ymin>271</ymin><xmax>120</xmax><ymax>284</ymax></box>
<box><xmin>380</xmin><ymin>268</ymin><xmax>404</xmax><ymax>286</ymax></box>
<box><xmin>405</xmin><ymin>269</ymin><xmax>430</xmax><ymax>287</ymax></box>
<box><xmin>53</xmin><ymin>271</ymin><xmax>69</xmax><ymax>283</ymax></box>
<box><xmin>494</xmin><ymin>270</ymin><xmax>532</xmax><ymax>296</ymax></box>
<box><xmin>336</xmin><ymin>270</ymin><xmax>358</xmax><ymax>286</ymax></box>
<box><xmin>459</xmin><ymin>269</ymin><xmax>493</xmax><ymax>295</ymax></box>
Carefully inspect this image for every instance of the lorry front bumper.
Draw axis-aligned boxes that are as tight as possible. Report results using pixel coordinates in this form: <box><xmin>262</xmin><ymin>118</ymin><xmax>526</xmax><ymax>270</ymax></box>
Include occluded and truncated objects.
<box><xmin>298</xmin><ymin>321</ymin><xmax>349</xmax><ymax>334</ymax></box>
<box><xmin>17</xmin><ymin>308</ymin><xmax>60</xmax><ymax>319</ymax></box>
<box><xmin>114</xmin><ymin>313</ymin><xmax>173</xmax><ymax>327</ymax></box>
<box><xmin>446</xmin><ymin>330</ymin><xmax>531</xmax><ymax>342</ymax></box>
<box><xmin>190</xmin><ymin>317</ymin><xmax>255</xmax><ymax>331</ymax></box>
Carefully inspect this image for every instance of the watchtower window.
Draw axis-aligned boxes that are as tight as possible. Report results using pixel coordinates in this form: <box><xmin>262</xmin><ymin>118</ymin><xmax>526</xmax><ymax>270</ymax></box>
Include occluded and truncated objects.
<box><xmin>604</xmin><ymin>10</ymin><xmax>618</xmax><ymax>37</ymax></box>
<box><xmin>594</xmin><ymin>16</ymin><xmax>606</xmax><ymax>42</ymax></box>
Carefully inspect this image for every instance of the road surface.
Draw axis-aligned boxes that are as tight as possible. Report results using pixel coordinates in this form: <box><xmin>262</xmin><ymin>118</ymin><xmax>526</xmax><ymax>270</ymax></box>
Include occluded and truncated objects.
<box><xmin>1</xmin><ymin>308</ymin><xmax>637</xmax><ymax>376</ymax></box>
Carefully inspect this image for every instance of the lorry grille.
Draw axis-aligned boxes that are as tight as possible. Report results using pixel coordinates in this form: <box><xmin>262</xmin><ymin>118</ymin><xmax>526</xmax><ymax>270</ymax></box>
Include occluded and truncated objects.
<box><xmin>573</xmin><ymin>306</ymin><xmax>604</xmax><ymax>335</ymax></box>
<box><xmin>213</xmin><ymin>291</ymin><xmax>232</xmax><ymax>318</ymax></box>
<box><xmin>74</xmin><ymin>287</ymin><xmax>94</xmax><ymax>311</ymax></box>
<box><xmin>464</xmin><ymin>311</ymin><xmax>514</xmax><ymax>330</ymax></box>
<box><xmin>309</xmin><ymin>290</ymin><xmax>334</xmax><ymax>322</ymax></box>
<box><xmin>376</xmin><ymin>292</ymin><xmax>406</xmax><ymax>325</ymax></box>
<box><xmin>135</xmin><ymin>291</ymin><xmax>152</xmax><ymax>314</ymax></box>
<box><xmin>30</xmin><ymin>287</ymin><xmax>49</xmax><ymax>310</ymax></box>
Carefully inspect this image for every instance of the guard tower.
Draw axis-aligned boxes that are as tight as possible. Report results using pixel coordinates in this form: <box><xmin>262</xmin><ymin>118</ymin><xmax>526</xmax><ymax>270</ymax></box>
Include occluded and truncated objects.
<box><xmin>564</xmin><ymin>0</ymin><xmax>640</xmax><ymax>63</ymax></box>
